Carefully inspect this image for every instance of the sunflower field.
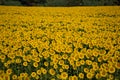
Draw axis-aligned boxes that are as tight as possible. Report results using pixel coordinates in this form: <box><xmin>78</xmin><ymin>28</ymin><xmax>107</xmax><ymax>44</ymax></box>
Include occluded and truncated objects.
<box><xmin>0</xmin><ymin>6</ymin><xmax>120</xmax><ymax>80</ymax></box>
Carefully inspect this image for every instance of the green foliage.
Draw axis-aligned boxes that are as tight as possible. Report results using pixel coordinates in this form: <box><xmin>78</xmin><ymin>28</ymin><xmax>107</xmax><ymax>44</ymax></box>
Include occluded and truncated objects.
<box><xmin>5</xmin><ymin>0</ymin><xmax>21</xmax><ymax>5</ymax></box>
<box><xmin>67</xmin><ymin>0</ymin><xmax>83</xmax><ymax>6</ymax></box>
<box><xmin>47</xmin><ymin>0</ymin><xmax>67</xmax><ymax>6</ymax></box>
<box><xmin>0</xmin><ymin>0</ymin><xmax>120</xmax><ymax>6</ymax></box>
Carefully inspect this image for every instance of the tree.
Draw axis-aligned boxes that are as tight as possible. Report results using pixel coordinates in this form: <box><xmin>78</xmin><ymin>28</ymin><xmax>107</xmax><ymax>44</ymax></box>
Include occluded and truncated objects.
<box><xmin>114</xmin><ymin>0</ymin><xmax>120</xmax><ymax>5</ymax></box>
<box><xmin>38</xmin><ymin>0</ymin><xmax>47</xmax><ymax>4</ymax></box>
<box><xmin>0</xmin><ymin>0</ymin><xmax>5</xmax><ymax>5</ymax></box>
<box><xmin>18</xmin><ymin>0</ymin><xmax>47</xmax><ymax>6</ymax></box>
<box><xmin>66</xmin><ymin>0</ymin><xmax>83</xmax><ymax>6</ymax></box>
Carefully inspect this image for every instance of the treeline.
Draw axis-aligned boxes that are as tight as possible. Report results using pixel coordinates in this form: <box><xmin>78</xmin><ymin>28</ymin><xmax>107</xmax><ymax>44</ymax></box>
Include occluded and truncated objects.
<box><xmin>0</xmin><ymin>0</ymin><xmax>120</xmax><ymax>6</ymax></box>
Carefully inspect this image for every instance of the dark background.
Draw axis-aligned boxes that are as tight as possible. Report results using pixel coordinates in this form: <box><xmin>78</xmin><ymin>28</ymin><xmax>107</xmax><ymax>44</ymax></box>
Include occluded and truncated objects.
<box><xmin>0</xmin><ymin>0</ymin><xmax>120</xmax><ymax>6</ymax></box>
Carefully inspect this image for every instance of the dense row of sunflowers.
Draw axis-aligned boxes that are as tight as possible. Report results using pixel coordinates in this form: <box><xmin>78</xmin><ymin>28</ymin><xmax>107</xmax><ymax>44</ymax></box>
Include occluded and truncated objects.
<box><xmin>0</xmin><ymin>6</ymin><xmax>120</xmax><ymax>80</ymax></box>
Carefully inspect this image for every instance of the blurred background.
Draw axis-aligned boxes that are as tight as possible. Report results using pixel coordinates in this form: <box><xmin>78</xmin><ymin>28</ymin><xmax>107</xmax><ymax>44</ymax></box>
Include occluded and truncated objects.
<box><xmin>0</xmin><ymin>0</ymin><xmax>120</xmax><ymax>6</ymax></box>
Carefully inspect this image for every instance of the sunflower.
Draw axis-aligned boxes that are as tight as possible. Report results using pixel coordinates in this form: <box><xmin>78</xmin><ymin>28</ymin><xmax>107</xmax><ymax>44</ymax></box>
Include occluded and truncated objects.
<box><xmin>104</xmin><ymin>67</ymin><xmax>109</xmax><ymax>72</ymax></box>
<box><xmin>115</xmin><ymin>62</ymin><xmax>120</xmax><ymax>69</ymax></box>
<box><xmin>102</xmin><ymin>63</ymin><xmax>108</xmax><ymax>68</ymax></box>
<box><xmin>79</xmin><ymin>73</ymin><xmax>84</xmax><ymax>79</ymax></box>
<box><xmin>59</xmin><ymin>68</ymin><xmax>63</xmax><ymax>73</ymax></box>
<box><xmin>98</xmin><ymin>57</ymin><xmax>102</xmax><ymax>62</ymax></box>
<box><xmin>90</xmin><ymin>68</ymin><xmax>95</xmax><ymax>74</ymax></box>
<box><xmin>20</xmin><ymin>73</ymin><xmax>25</xmax><ymax>78</ymax></box>
<box><xmin>15</xmin><ymin>58</ymin><xmax>21</xmax><ymax>64</ymax></box>
<box><xmin>35</xmin><ymin>75</ymin><xmax>39</xmax><ymax>80</ymax></box>
<box><xmin>17</xmin><ymin>76</ymin><xmax>22</xmax><ymax>80</ymax></box>
<box><xmin>4</xmin><ymin>63</ymin><xmax>9</xmax><ymax>68</ymax></box>
<box><xmin>73</xmin><ymin>65</ymin><xmax>77</xmax><ymax>70</ymax></box>
<box><xmin>23</xmin><ymin>61</ymin><xmax>28</xmax><ymax>66</ymax></box>
<box><xmin>49</xmin><ymin>68</ymin><xmax>56</xmax><ymax>76</ymax></box>
<box><xmin>24</xmin><ymin>73</ymin><xmax>28</xmax><ymax>77</ymax></box>
<box><xmin>72</xmin><ymin>75</ymin><xmax>78</xmax><ymax>80</ymax></box>
<box><xmin>93</xmin><ymin>65</ymin><xmax>99</xmax><ymax>71</ymax></box>
<box><xmin>69</xmin><ymin>76</ymin><xmax>73</xmax><ymax>80</ymax></box>
<box><xmin>108</xmin><ymin>66</ymin><xmax>116</xmax><ymax>74</ymax></box>
<box><xmin>51</xmin><ymin>78</ymin><xmax>55</xmax><ymax>80</ymax></box>
<box><xmin>84</xmin><ymin>68</ymin><xmax>89</xmax><ymax>73</ymax></box>
<box><xmin>0</xmin><ymin>77</ymin><xmax>2</xmax><ymax>80</ymax></box>
<box><xmin>62</xmin><ymin>54</ymin><xmax>68</xmax><ymax>60</ymax></box>
<box><xmin>0</xmin><ymin>70</ymin><xmax>4</xmax><ymax>75</ymax></box>
<box><xmin>92</xmin><ymin>62</ymin><xmax>98</xmax><ymax>66</ymax></box>
<box><xmin>91</xmin><ymin>57</ymin><xmax>95</xmax><ymax>61</ymax></box>
<box><xmin>53</xmin><ymin>64</ymin><xmax>58</xmax><ymax>69</ymax></box>
<box><xmin>108</xmin><ymin>74</ymin><xmax>114</xmax><ymax>80</ymax></box>
<box><xmin>69</xmin><ymin>60</ymin><xmax>75</xmax><ymax>66</ymax></box>
<box><xmin>86</xmin><ymin>60</ymin><xmax>92</xmax><ymax>65</ymax></box>
<box><xmin>44</xmin><ymin>61</ymin><xmax>49</xmax><ymax>67</ymax></box>
<box><xmin>60</xmin><ymin>72</ymin><xmax>68</xmax><ymax>80</ymax></box>
<box><xmin>0</xmin><ymin>54</ymin><xmax>6</xmax><ymax>60</ymax></box>
<box><xmin>86</xmin><ymin>72</ymin><xmax>94</xmax><ymax>79</ymax></box>
<box><xmin>80</xmin><ymin>60</ymin><xmax>85</xmax><ymax>65</ymax></box>
<box><xmin>31</xmin><ymin>49</ymin><xmax>38</xmax><ymax>57</ymax></box>
<box><xmin>58</xmin><ymin>60</ymin><xmax>64</xmax><ymax>65</ymax></box>
<box><xmin>102</xmin><ymin>55</ymin><xmax>108</xmax><ymax>61</ymax></box>
<box><xmin>57</xmin><ymin>54</ymin><xmax>62</xmax><ymax>60</ymax></box>
<box><xmin>74</xmin><ymin>54</ymin><xmax>79</xmax><ymax>61</ymax></box>
<box><xmin>53</xmin><ymin>59</ymin><xmax>58</xmax><ymax>64</ymax></box>
<box><xmin>34</xmin><ymin>57</ymin><xmax>40</xmax><ymax>63</ymax></box>
<box><xmin>41</xmin><ymin>68</ymin><xmax>47</xmax><ymax>74</ymax></box>
<box><xmin>79</xmin><ymin>53</ymin><xmax>84</xmax><ymax>59</ymax></box>
<box><xmin>50</xmin><ymin>62</ymin><xmax>54</xmax><ymax>66</ymax></box>
<box><xmin>76</xmin><ymin>61</ymin><xmax>81</xmax><ymax>67</ymax></box>
<box><xmin>95</xmin><ymin>73</ymin><xmax>101</xmax><ymax>79</ymax></box>
<box><xmin>6</xmin><ymin>69</ymin><xmax>12</xmax><ymax>75</ymax></box>
<box><xmin>100</xmin><ymin>70</ymin><xmax>107</xmax><ymax>77</ymax></box>
<box><xmin>62</xmin><ymin>64</ymin><xmax>66</xmax><ymax>69</ymax></box>
<box><xmin>56</xmin><ymin>74</ymin><xmax>61</xmax><ymax>79</ymax></box>
<box><xmin>33</xmin><ymin>62</ymin><xmax>38</xmax><ymax>68</ymax></box>
<box><xmin>92</xmin><ymin>52</ymin><xmax>98</xmax><ymax>57</ymax></box>
<box><xmin>31</xmin><ymin>72</ymin><xmax>36</xmax><ymax>78</ymax></box>
<box><xmin>4</xmin><ymin>75</ymin><xmax>10</xmax><ymax>80</ymax></box>
<box><xmin>0</xmin><ymin>74</ymin><xmax>4</xmax><ymax>80</ymax></box>
<box><xmin>24</xmin><ymin>77</ymin><xmax>30</xmax><ymax>80</ymax></box>
<box><xmin>23</xmin><ymin>55</ymin><xmax>27</xmax><ymax>61</ymax></box>
<box><xmin>37</xmin><ymin>69</ymin><xmax>41</xmax><ymax>75</ymax></box>
<box><xmin>64</xmin><ymin>65</ymin><xmax>69</xmax><ymax>70</ymax></box>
